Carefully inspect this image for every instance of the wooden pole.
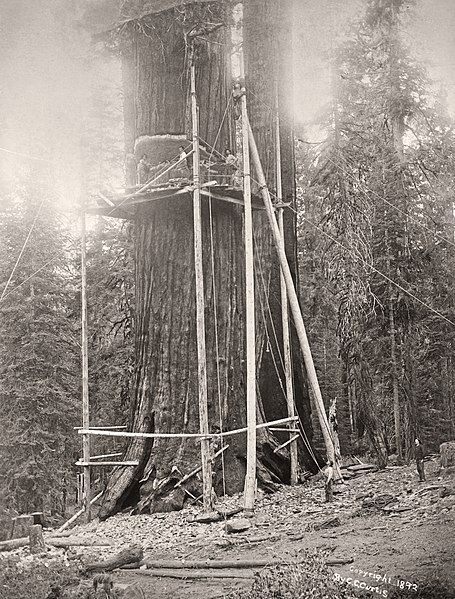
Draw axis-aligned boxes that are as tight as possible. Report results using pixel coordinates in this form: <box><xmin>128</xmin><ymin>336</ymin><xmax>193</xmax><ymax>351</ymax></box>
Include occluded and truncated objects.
<box><xmin>78</xmin><ymin>416</ymin><xmax>297</xmax><ymax>440</ymax></box>
<box><xmin>246</xmin><ymin>120</ymin><xmax>341</xmax><ymax>479</ymax></box>
<box><xmin>275</xmin><ymin>101</ymin><xmax>298</xmax><ymax>486</ymax></box>
<box><xmin>190</xmin><ymin>58</ymin><xmax>213</xmax><ymax>511</ymax></box>
<box><xmin>57</xmin><ymin>491</ymin><xmax>103</xmax><ymax>533</ymax></box>
<box><xmin>240</xmin><ymin>82</ymin><xmax>257</xmax><ymax>515</ymax></box>
<box><xmin>80</xmin><ymin>209</ymin><xmax>91</xmax><ymax>521</ymax></box>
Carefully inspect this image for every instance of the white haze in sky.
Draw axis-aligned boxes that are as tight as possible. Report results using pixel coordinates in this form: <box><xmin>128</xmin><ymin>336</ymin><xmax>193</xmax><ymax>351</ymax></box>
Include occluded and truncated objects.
<box><xmin>294</xmin><ymin>0</ymin><xmax>455</xmax><ymax>135</ymax></box>
<box><xmin>0</xmin><ymin>0</ymin><xmax>454</xmax><ymax>194</ymax></box>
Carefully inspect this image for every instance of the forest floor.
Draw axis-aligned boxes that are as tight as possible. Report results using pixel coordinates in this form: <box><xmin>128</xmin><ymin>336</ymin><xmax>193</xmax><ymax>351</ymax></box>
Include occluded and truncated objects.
<box><xmin>64</xmin><ymin>459</ymin><xmax>455</xmax><ymax>598</ymax></box>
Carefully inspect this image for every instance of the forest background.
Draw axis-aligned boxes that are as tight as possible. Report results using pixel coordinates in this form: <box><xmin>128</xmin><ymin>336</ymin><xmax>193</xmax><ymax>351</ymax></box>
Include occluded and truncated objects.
<box><xmin>0</xmin><ymin>0</ymin><xmax>455</xmax><ymax>528</ymax></box>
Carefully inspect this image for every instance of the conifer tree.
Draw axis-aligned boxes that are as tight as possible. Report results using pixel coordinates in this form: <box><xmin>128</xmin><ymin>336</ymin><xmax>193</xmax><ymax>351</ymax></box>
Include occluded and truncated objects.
<box><xmin>0</xmin><ymin>178</ymin><xmax>79</xmax><ymax>514</ymax></box>
<box><xmin>299</xmin><ymin>0</ymin><xmax>455</xmax><ymax>461</ymax></box>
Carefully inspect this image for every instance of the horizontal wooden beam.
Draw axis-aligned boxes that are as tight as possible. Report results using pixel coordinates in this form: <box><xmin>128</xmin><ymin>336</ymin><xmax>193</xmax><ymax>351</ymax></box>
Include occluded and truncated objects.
<box><xmin>200</xmin><ymin>189</ymin><xmax>265</xmax><ymax>210</ymax></box>
<box><xmin>75</xmin><ymin>461</ymin><xmax>139</xmax><ymax>467</ymax></box>
<box><xmin>89</xmin><ymin>453</ymin><xmax>123</xmax><ymax>460</ymax></box>
<box><xmin>74</xmin><ymin>425</ymin><xmax>127</xmax><ymax>430</ymax></box>
<box><xmin>88</xmin><ymin>184</ymin><xmax>265</xmax><ymax>220</ymax></box>
<box><xmin>78</xmin><ymin>417</ymin><xmax>297</xmax><ymax>441</ymax></box>
<box><xmin>268</xmin><ymin>427</ymin><xmax>300</xmax><ymax>433</ymax></box>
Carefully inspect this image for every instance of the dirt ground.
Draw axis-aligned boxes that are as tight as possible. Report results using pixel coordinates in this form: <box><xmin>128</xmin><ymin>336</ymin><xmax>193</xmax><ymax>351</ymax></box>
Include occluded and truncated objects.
<box><xmin>70</xmin><ymin>460</ymin><xmax>455</xmax><ymax>598</ymax></box>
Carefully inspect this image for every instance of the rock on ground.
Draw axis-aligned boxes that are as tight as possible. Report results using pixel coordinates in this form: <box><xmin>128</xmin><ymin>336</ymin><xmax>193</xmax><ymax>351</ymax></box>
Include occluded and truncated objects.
<box><xmin>440</xmin><ymin>441</ymin><xmax>455</xmax><ymax>468</ymax></box>
<box><xmin>225</xmin><ymin>518</ymin><xmax>251</xmax><ymax>534</ymax></box>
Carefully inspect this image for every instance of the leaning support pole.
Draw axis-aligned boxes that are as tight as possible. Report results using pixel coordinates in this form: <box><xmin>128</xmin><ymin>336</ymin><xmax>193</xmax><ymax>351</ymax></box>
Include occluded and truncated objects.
<box><xmin>190</xmin><ymin>59</ymin><xmax>213</xmax><ymax>511</ymax></box>
<box><xmin>57</xmin><ymin>491</ymin><xmax>103</xmax><ymax>533</ymax></box>
<box><xmin>246</xmin><ymin>120</ymin><xmax>341</xmax><ymax>479</ymax></box>
<box><xmin>275</xmin><ymin>104</ymin><xmax>298</xmax><ymax>486</ymax></box>
<box><xmin>240</xmin><ymin>82</ymin><xmax>257</xmax><ymax>515</ymax></box>
<box><xmin>80</xmin><ymin>209</ymin><xmax>91</xmax><ymax>521</ymax></box>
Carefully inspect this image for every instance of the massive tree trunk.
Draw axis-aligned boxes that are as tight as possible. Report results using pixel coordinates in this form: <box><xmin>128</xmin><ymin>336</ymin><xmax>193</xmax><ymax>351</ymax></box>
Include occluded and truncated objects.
<box><xmin>99</xmin><ymin>0</ymin><xmax>314</xmax><ymax>519</ymax></box>
<box><xmin>243</xmin><ymin>0</ymin><xmax>315</xmax><ymax>469</ymax></box>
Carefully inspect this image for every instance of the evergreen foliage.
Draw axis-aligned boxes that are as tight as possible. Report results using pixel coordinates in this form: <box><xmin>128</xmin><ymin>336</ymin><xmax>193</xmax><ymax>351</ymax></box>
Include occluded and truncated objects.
<box><xmin>84</xmin><ymin>219</ymin><xmax>134</xmax><ymax>479</ymax></box>
<box><xmin>298</xmin><ymin>0</ymin><xmax>455</xmax><ymax>462</ymax></box>
<box><xmin>1</xmin><ymin>0</ymin><xmax>454</xmax><ymax>526</ymax></box>
<box><xmin>0</xmin><ymin>177</ymin><xmax>79</xmax><ymax>516</ymax></box>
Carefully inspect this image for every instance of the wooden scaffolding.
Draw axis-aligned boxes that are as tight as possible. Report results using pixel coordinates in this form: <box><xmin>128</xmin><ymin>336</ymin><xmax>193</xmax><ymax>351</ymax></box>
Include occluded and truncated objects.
<box><xmin>73</xmin><ymin>53</ymin><xmax>338</xmax><ymax>528</ymax></box>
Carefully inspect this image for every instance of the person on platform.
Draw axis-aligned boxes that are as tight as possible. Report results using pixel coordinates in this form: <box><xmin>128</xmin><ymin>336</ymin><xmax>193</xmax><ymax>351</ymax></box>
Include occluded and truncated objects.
<box><xmin>178</xmin><ymin>145</ymin><xmax>192</xmax><ymax>178</ymax></box>
<box><xmin>137</xmin><ymin>154</ymin><xmax>150</xmax><ymax>184</ymax></box>
<box><xmin>224</xmin><ymin>148</ymin><xmax>237</xmax><ymax>165</ymax></box>
<box><xmin>224</xmin><ymin>148</ymin><xmax>238</xmax><ymax>185</ymax></box>
<box><xmin>415</xmin><ymin>438</ymin><xmax>426</xmax><ymax>482</ymax></box>
<box><xmin>179</xmin><ymin>145</ymin><xmax>187</xmax><ymax>162</ymax></box>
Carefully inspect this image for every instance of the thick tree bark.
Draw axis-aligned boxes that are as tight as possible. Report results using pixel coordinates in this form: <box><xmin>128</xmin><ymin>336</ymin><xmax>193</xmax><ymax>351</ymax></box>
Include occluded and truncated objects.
<box><xmin>243</xmin><ymin>0</ymin><xmax>315</xmax><ymax>473</ymax></box>
<box><xmin>99</xmin><ymin>1</ymin><xmax>303</xmax><ymax>519</ymax></box>
<box><xmin>100</xmin><ymin>0</ymin><xmax>318</xmax><ymax>518</ymax></box>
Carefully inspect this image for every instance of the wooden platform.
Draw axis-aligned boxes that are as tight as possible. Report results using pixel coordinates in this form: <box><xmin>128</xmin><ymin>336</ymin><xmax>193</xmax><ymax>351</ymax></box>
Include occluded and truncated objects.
<box><xmin>87</xmin><ymin>182</ymin><xmax>266</xmax><ymax>219</ymax></box>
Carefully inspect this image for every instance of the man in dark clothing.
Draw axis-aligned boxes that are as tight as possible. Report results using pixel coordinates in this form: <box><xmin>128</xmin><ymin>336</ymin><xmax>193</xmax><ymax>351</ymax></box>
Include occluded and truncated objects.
<box><xmin>415</xmin><ymin>438</ymin><xmax>426</xmax><ymax>482</ymax></box>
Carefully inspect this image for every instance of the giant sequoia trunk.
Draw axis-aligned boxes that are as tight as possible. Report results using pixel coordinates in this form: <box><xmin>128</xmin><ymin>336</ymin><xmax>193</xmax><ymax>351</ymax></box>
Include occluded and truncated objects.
<box><xmin>243</xmin><ymin>0</ymin><xmax>315</xmax><ymax>468</ymax></box>
<box><xmin>99</xmin><ymin>0</ymin><xmax>314</xmax><ymax>519</ymax></box>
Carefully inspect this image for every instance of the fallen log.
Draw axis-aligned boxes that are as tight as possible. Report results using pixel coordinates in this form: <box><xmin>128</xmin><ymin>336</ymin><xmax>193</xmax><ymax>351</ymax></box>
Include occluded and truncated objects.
<box><xmin>219</xmin><ymin>533</ymin><xmax>281</xmax><ymax>546</ymax></box>
<box><xmin>326</xmin><ymin>557</ymin><xmax>354</xmax><ymax>566</ymax></box>
<box><xmin>135</xmin><ymin>569</ymin><xmax>254</xmax><ymax>580</ymax></box>
<box><xmin>189</xmin><ymin>506</ymin><xmax>243</xmax><ymax>524</ymax></box>
<box><xmin>414</xmin><ymin>485</ymin><xmax>440</xmax><ymax>496</ymax></box>
<box><xmin>347</xmin><ymin>464</ymin><xmax>378</xmax><ymax>473</ymax></box>
<box><xmin>48</xmin><ymin>537</ymin><xmax>113</xmax><ymax>547</ymax></box>
<box><xmin>144</xmin><ymin>558</ymin><xmax>290</xmax><ymax>570</ymax></box>
<box><xmin>0</xmin><ymin>537</ymin><xmax>29</xmax><ymax>552</ymax></box>
<box><xmin>0</xmin><ymin>536</ymin><xmax>113</xmax><ymax>552</ymax></box>
<box><xmin>216</xmin><ymin>507</ymin><xmax>243</xmax><ymax>519</ymax></box>
<box><xmin>84</xmin><ymin>545</ymin><xmax>143</xmax><ymax>573</ymax></box>
<box><xmin>120</xmin><ymin>561</ymin><xmax>146</xmax><ymax>570</ymax></box>
<box><xmin>142</xmin><ymin>556</ymin><xmax>354</xmax><ymax>570</ymax></box>
<box><xmin>191</xmin><ymin>512</ymin><xmax>222</xmax><ymax>524</ymax></box>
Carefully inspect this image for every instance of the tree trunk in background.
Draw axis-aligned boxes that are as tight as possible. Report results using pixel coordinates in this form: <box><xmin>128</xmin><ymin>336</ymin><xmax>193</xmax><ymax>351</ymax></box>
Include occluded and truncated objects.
<box><xmin>99</xmin><ymin>0</ymin><xmax>313</xmax><ymax>519</ymax></box>
<box><xmin>449</xmin><ymin>357</ymin><xmax>455</xmax><ymax>439</ymax></box>
<box><xmin>388</xmin><ymin>285</ymin><xmax>402</xmax><ymax>462</ymax></box>
<box><xmin>243</xmin><ymin>0</ymin><xmax>316</xmax><ymax>473</ymax></box>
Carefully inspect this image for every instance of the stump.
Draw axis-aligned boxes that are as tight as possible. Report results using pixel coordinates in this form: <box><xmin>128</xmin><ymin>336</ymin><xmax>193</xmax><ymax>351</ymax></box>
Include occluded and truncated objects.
<box><xmin>29</xmin><ymin>524</ymin><xmax>46</xmax><ymax>554</ymax></box>
<box><xmin>10</xmin><ymin>512</ymin><xmax>43</xmax><ymax>539</ymax></box>
<box><xmin>440</xmin><ymin>441</ymin><xmax>455</xmax><ymax>468</ymax></box>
